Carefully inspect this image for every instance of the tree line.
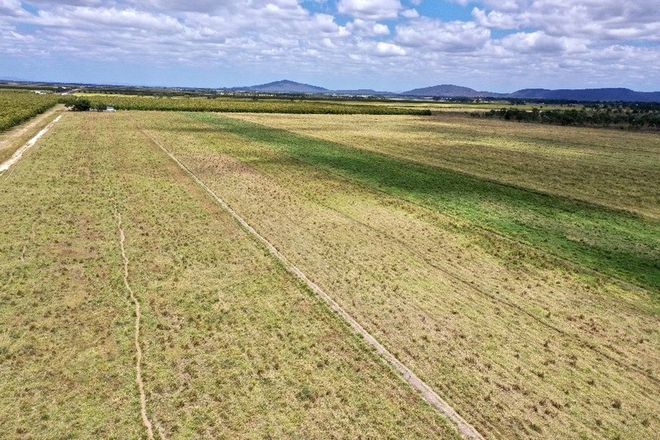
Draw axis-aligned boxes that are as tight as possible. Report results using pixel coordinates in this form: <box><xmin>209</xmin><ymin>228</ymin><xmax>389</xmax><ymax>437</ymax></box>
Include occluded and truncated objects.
<box><xmin>477</xmin><ymin>104</ymin><xmax>660</xmax><ymax>129</ymax></box>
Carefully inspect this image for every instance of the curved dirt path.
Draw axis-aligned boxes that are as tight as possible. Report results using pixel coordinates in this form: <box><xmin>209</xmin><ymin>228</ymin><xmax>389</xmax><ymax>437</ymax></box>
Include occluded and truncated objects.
<box><xmin>144</xmin><ymin>130</ymin><xmax>484</xmax><ymax>440</ymax></box>
<box><xmin>116</xmin><ymin>211</ymin><xmax>157</xmax><ymax>440</ymax></box>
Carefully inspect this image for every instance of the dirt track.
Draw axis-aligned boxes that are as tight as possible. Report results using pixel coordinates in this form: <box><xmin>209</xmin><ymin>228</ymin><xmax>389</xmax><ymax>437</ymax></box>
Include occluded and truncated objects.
<box><xmin>0</xmin><ymin>105</ymin><xmax>64</xmax><ymax>163</ymax></box>
<box><xmin>0</xmin><ymin>112</ymin><xmax>63</xmax><ymax>173</ymax></box>
<box><xmin>116</xmin><ymin>211</ymin><xmax>157</xmax><ymax>440</ymax></box>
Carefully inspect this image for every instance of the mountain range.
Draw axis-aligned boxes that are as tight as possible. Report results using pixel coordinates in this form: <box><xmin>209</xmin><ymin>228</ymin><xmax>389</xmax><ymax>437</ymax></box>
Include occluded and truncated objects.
<box><xmin>225</xmin><ymin>80</ymin><xmax>394</xmax><ymax>96</ymax></box>
<box><xmin>228</xmin><ymin>80</ymin><xmax>328</xmax><ymax>94</ymax></box>
<box><xmin>225</xmin><ymin>80</ymin><xmax>660</xmax><ymax>103</ymax></box>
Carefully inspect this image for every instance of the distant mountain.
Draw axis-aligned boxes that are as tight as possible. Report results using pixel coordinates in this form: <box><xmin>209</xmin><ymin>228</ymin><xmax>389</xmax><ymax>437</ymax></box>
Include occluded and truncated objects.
<box><xmin>220</xmin><ymin>80</ymin><xmax>660</xmax><ymax>102</ymax></box>
<box><xmin>331</xmin><ymin>89</ymin><xmax>396</xmax><ymax>96</ymax></box>
<box><xmin>225</xmin><ymin>80</ymin><xmax>399</xmax><ymax>97</ymax></box>
<box><xmin>403</xmin><ymin>84</ymin><xmax>660</xmax><ymax>102</ymax></box>
<box><xmin>4</xmin><ymin>76</ymin><xmax>658</xmax><ymax>103</ymax></box>
<box><xmin>403</xmin><ymin>84</ymin><xmax>502</xmax><ymax>98</ymax></box>
<box><xmin>230</xmin><ymin>80</ymin><xmax>328</xmax><ymax>94</ymax></box>
<box><xmin>508</xmin><ymin>88</ymin><xmax>660</xmax><ymax>103</ymax></box>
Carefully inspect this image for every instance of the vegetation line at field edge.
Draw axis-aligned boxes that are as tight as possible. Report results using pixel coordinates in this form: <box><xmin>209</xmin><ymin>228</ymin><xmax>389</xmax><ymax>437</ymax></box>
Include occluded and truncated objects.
<box><xmin>116</xmin><ymin>209</ymin><xmax>158</xmax><ymax>440</ymax></box>
<box><xmin>142</xmin><ymin>129</ymin><xmax>485</xmax><ymax>440</ymax></box>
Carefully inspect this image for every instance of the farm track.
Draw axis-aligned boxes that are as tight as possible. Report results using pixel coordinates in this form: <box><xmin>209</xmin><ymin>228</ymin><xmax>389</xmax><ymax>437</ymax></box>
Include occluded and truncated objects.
<box><xmin>116</xmin><ymin>210</ymin><xmax>157</xmax><ymax>440</ymax></box>
<box><xmin>0</xmin><ymin>104</ymin><xmax>64</xmax><ymax>164</ymax></box>
<box><xmin>215</xmin><ymin>154</ymin><xmax>659</xmax><ymax>384</ymax></box>
<box><xmin>142</xmin><ymin>129</ymin><xmax>484</xmax><ymax>440</ymax></box>
<box><xmin>0</xmin><ymin>114</ymin><xmax>62</xmax><ymax>175</ymax></box>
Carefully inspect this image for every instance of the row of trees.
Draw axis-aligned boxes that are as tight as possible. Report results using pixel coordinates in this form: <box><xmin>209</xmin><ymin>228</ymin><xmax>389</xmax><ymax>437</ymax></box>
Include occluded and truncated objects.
<box><xmin>0</xmin><ymin>91</ymin><xmax>59</xmax><ymax>132</ymax></box>
<box><xmin>479</xmin><ymin>106</ymin><xmax>660</xmax><ymax>129</ymax></box>
<box><xmin>61</xmin><ymin>94</ymin><xmax>432</xmax><ymax>115</ymax></box>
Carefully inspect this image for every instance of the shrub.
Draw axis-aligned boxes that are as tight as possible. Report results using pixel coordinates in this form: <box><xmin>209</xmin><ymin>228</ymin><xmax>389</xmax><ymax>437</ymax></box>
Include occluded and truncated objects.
<box><xmin>65</xmin><ymin>98</ymin><xmax>92</xmax><ymax>112</ymax></box>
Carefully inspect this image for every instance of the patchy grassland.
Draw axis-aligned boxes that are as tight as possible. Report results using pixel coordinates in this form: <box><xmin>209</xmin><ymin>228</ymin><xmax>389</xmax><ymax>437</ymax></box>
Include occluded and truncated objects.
<box><xmin>2</xmin><ymin>107</ymin><xmax>658</xmax><ymax>439</ymax></box>
<box><xmin>230</xmin><ymin>113</ymin><xmax>660</xmax><ymax>218</ymax></box>
<box><xmin>136</xmin><ymin>111</ymin><xmax>659</xmax><ymax>439</ymax></box>
<box><xmin>190</xmin><ymin>113</ymin><xmax>660</xmax><ymax>292</ymax></box>
<box><xmin>0</xmin><ymin>112</ymin><xmax>458</xmax><ymax>438</ymax></box>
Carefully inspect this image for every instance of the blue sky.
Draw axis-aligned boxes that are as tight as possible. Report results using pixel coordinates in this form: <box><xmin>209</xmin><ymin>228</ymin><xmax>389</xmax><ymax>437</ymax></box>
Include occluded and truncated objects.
<box><xmin>1</xmin><ymin>0</ymin><xmax>659</xmax><ymax>91</ymax></box>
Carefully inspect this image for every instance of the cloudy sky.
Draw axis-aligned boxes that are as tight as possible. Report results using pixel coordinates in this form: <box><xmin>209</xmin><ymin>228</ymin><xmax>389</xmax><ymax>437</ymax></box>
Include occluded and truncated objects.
<box><xmin>1</xmin><ymin>0</ymin><xmax>659</xmax><ymax>91</ymax></box>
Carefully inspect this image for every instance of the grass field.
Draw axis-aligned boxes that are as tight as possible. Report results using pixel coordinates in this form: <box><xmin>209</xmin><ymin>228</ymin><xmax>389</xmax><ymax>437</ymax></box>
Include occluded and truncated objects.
<box><xmin>229</xmin><ymin>113</ymin><xmax>660</xmax><ymax>218</ymax></box>
<box><xmin>0</xmin><ymin>113</ymin><xmax>458</xmax><ymax>438</ymax></box>
<box><xmin>140</xmin><ymin>111</ymin><xmax>658</xmax><ymax>439</ymax></box>
<box><xmin>188</xmin><ymin>113</ymin><xmax>660</xmax><ymax>292</ymax></box>
<box><xmin>1</xmin><ymin>108</ymin><xmax>658</xmax><ymax>439</ymax></box>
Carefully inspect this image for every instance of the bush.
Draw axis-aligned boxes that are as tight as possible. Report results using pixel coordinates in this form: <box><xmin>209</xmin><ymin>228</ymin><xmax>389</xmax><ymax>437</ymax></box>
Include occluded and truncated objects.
<box><xmin>482</xmin><ymin>104</ymin><xmax>660</xmax><ymax>129</ymax></box>
<box><xmin>65</xmin><ymin>98</ymin><xmax>92</xmax><ymax>112</ymax></box>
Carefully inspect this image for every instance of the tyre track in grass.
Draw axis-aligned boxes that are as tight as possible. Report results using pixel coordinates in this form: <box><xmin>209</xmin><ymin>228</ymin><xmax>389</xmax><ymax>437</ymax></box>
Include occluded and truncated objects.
<box><xmin>116</xmin><ymin>210</ymin><xmax>159</xmax><ymax>440</ymax></box>
<box><xmin>142</xmin><ymin>129</ymin><xmax>484</xmax><ymax>440</ymax></box>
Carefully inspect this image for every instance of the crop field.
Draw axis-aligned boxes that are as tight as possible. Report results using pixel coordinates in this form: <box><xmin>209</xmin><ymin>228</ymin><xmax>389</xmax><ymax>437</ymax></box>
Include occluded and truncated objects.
<box><xmin>229</xmin><ymin>113</ymin><xmax>660</xmax><ymax>219</ymax></box>
<box><xmin>0</xmin><ymin>90</ymin><xmax>59</xmax><ymax>133</ymax></box>
<box><xmin>1</xmin><ymin>107</ymin><xmax>658</xmax><ymax>439</ymax></box>
<box><xmin>78</xmin><ymin>94</ymin><xmax>432</xmax><ymax>115</ymax></box>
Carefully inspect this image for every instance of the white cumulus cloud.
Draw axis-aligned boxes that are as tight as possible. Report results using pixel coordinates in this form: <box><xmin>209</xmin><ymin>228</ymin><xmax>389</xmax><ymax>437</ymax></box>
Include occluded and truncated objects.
<box><xmin>337</xmin><ymin>0</ymin><xmax>402</xmax><ymax>20</ymax></box>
